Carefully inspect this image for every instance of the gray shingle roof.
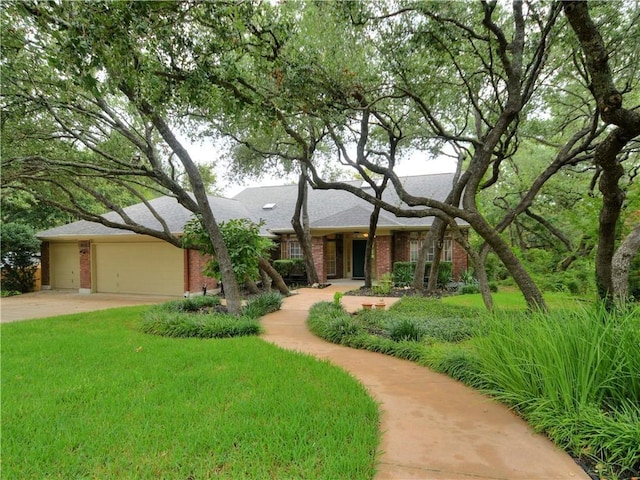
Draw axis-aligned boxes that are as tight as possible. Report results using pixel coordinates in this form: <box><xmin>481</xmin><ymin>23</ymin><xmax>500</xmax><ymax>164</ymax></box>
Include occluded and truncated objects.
<box><xmin>38</xmin><ymin>173</ymin><xmax>466</xmax><ymax>239</ymax></box>
<box><xmin>37</xmin><ymin>195</ymin><xmax>252</xmax><ymax>239</ymax></box>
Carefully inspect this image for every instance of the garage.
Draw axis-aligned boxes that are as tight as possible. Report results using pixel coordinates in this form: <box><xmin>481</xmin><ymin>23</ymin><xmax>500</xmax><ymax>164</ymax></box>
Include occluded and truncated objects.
<box><xmin>94</xmin><ymin>242</ymin><xmax>184</xmax><ymax>296</ymax></box>
<box><xmin>50</xmin><ymin>243</ymin><xmax>80</xmax><ymax>290</ymax></box>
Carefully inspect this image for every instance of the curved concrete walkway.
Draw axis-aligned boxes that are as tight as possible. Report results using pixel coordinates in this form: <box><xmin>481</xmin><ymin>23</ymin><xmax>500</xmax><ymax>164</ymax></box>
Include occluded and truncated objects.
<box><xmin>262</xmin><ymin>284</ymin><xmax>589</xmax><ymax>480</ymax></box>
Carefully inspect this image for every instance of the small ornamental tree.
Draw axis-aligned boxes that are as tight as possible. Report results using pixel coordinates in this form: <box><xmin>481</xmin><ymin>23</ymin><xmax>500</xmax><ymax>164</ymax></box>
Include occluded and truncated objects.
<box><xmin>183</xmin><ymin>216</ymin><xmax>289</xmax><ymax>296</ymax></box>
<box><xmin>1</xmin><ymin>223</ymin><xmax>41</xmax><ymax>293</ymax></box>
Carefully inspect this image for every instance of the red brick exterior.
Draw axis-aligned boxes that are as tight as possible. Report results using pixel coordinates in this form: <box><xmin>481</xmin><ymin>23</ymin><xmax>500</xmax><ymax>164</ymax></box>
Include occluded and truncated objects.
<box><xmin>40</xmin><ymin>241</ymin><xmax>50</xmax><ymax>288</ymax></box>
<box><xmin>79</xmin><ymin>241</ymin><xmax>92</xmax><ymax>291</ymax></box>
<box><xmin>394</xmin><ymin>232</ymin><xmax>410</xmax><ymax>262</ymax></box>
<box><xmin>312</xmin><ymin>236</ymin><xmax>326</xmax><ymax>283</ymax></box>
<box><xmin>375</xmin><ymin>235</ymin><xmax>393</xmax><ymax>277</ymax></box>
<box><xmin>185</xmin><ymin>249</ymin><xmax>218</xmax><ymax>295</ymax></box>
<box><xmin>452</xmin><ymin>233</ymin><xmax>469</xmax><ymax>281</ymax></box>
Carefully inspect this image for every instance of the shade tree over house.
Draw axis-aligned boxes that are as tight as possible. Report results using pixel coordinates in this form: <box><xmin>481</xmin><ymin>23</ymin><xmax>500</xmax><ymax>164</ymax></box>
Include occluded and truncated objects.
<box><xmin>2</xmin><ymin>1</ymin><xmax>638</xmax><ymax>310</ymax></box>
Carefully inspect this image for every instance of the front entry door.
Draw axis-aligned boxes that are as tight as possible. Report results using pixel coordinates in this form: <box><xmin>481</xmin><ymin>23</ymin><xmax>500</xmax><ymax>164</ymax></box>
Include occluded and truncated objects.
<box><xmin>352</xmin><ymin>240</ymin><xmax>367</xmax><ymax>279</ymax></box>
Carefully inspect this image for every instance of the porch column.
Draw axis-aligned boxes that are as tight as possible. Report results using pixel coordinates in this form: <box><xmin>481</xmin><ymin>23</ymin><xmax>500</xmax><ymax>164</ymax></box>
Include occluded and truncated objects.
<box><xmin>375</xmin><ymin>235</ymin><xmax>393</xmax><ymax>277</ymax></box>
<box><xmin>79</xmin><ymin>240</ymin><xmax>92</xmax><ymax>294</ymax></box>
<box><xmin>312</xmin><ymin>236</ymin><xmax>326</xmax><ymax>284</ymax></box>
<box><xmin>40</xmin><ymin>241</ymin><xmax>51</xmax><ymax>290</ymax></box>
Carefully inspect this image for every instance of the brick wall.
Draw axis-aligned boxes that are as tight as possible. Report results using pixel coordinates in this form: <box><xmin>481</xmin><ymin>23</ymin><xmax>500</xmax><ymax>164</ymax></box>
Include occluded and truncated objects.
<box><xmin>79</xmin><ymin>241</ymin><xmax>91</xmax><ymax>291</ymax></box>
<box><xmin>312</xmin><ymin>236</ymin><xmax>326</xmax><ymax>283</ymax></box>
<box><xmin>452</xmin><ymin>235</ymin><xmax>469</xmax><ymax>281</ymax></box>
<box><xmin>393</xmin><ymin>232</ymin><xmax>410</xmax><ymax>262</ymax></box>
<box><xmin>375</xmin><ymin>235</ymin><xmax>393</xmax><ymax>277</ymax></box>
<box><xmin>186</xmin><ymin>249</ymin><xmax>218</xmax><ymax>295</ymax></box>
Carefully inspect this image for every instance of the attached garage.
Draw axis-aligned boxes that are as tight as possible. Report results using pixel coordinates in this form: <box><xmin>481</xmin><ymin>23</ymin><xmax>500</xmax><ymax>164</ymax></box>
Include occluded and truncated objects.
<box><xmin>50</xmin><ymin>243</ymin><xmax>80</xmax><ymax>290</ymax></box>
<box><xmin>94</xmin><ymin>241</ymin><xmax>184</xmax><ymax>296</ymax></box>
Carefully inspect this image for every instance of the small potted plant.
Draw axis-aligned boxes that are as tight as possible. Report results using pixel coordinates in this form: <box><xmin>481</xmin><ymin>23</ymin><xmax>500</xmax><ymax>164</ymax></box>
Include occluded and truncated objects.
<box><xmin>375</xmin><ymin>298</ymin><xmax>386</xmax><ymax>310</ymax></box>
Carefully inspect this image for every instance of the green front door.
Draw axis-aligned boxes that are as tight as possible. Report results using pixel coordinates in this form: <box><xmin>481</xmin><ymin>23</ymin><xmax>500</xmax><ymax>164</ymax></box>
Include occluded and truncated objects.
<box><xmin>352</xmin><ymin>240</ymin><xmax>367</xmax><ymax>279</ymax></box>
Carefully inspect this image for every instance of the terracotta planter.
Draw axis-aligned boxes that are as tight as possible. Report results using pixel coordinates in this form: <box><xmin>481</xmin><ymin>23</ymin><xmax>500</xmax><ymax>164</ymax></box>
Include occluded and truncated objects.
<box><xmin>375</xmin><ymin>302</ymin><xmax>386</xmax><ymax>310</ymax></box>
<box><xmin>362</xmin><ymin>303</ymin><xmax>373</xmax><ymax>310</ymax></box>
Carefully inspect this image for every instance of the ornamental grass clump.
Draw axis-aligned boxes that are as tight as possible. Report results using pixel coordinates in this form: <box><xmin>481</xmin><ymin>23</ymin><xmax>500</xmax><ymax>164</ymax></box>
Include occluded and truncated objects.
<box><xmin>474</xmin><ymin>305</ymin><xmax>640</xmax><ymax>478</ymax></box>
<box><xmin>141</xmin><ymin>293</ymin><xmax>284</xmax><ymax>339</ymax></box>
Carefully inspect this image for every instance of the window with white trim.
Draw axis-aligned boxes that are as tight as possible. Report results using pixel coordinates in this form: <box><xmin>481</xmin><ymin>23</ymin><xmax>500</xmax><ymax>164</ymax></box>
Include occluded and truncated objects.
<box><xmin>283</xmin><ymin>240</ymin><xmax>303</xmax><ymax>259</ymax></box>
<box><xmin>410</xmin><ymin>238</ymin><xmax>453</xmax><ymax>262</ymax></box>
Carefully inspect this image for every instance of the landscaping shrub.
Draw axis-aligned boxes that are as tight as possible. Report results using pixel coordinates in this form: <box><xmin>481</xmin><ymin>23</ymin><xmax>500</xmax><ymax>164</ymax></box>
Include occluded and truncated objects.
<box><xmin>141</xmin><ymin>293</ymin><xmax>283</xmax><ymax>339</ymax></box>
<box><xmin>273</xmin><ymin>259</ymin><xmax>306</xmax><ymax>279</ymax></box>
<box><xmin>459</xmin><ymin>284</ymin><xmax>480</xmax><ymax>295</ymax></box>
<box><xmin>162</xmin><ymin>295</ymin><xmax>221</xmax><ymax>313</ymax></box>
<box><xmin>390</xmin><ymin>318</ymin><xmax>423</xmax><ymax>342</ymax></box>
<box><xmin>141</xmin><ymin>310</ymin><xmax>261</xmax><ymax>338</ymax></box>
<box><xmin>474</xmin><ymin>305</ymin><xmax>640</xmax><ymax>478</ymax></box>
<box><xmin>391</xmin><ymin>261</ymin><xmax>453</xmax><ymax>287</ymax></box>
<box><xmin>242</xmin><ymin>291</ymin><xmax>284</xmax><ymax>319</ymax></box>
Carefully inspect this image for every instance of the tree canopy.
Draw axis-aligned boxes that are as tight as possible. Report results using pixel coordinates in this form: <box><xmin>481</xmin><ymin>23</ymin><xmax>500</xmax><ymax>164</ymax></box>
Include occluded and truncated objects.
<box><xmin>2</xmin><ymin>0</ymin><xmax>638</xmax><ymax>309</ymax></box>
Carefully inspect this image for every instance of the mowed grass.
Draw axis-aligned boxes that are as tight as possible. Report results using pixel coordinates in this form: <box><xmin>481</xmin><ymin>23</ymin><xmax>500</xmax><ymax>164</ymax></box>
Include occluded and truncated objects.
<box><xmin>1</xmin><ymin>306</ymin><xmax>379</xmax><ymax>479</ymax></box>
<box><xmin>441</xmin><ymin>288</ymin><xmax>589</xmax><ymax>310</ymax></box>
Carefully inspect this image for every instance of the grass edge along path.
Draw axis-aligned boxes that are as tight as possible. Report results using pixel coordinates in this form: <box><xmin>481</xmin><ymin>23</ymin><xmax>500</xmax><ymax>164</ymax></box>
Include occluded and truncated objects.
<box><xmin>308</xmin><ymin>295</ymin><xmax>640</xmax><ymax>480</ymax></box>
<box><xmin>1</xmin><ymin>306</ymin><xmax>380</xmax><ymax>479</ymax></box>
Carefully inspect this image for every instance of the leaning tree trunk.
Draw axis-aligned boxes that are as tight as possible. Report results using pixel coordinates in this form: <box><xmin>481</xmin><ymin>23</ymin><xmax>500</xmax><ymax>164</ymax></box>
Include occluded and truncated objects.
<box><xmin>244</xmin><ymin>277</ymin><xmax>260</xmax><ymax>295</ymax></box>
<box><xmin>364</xmin><ymin>205</ymin><xmax>382</xmax><ymax>288</ymax></box>
<box><xmin>258</xmin><ymin>257</ymin><xmax>290</xmax><ymax>295</ymax></box>
<box><xmin>564</xmin><ymin>2</ymin><xmax>640</xmax><ymax>309</ymax></box>
<box><xmin>612</xmin><ymin>223</ymin><xmax>640</xmax><ymax>305</ymax></box>
<box><xmin>292</xmin><ymin>171</ymin><xmax>319</xmax><ymax>284</ymax></box>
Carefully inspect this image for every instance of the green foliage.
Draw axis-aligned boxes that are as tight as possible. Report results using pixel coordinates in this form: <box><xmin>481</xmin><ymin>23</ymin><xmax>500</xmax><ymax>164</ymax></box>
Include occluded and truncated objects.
<box><xmin>160</xmin><ymin>295</ymin><xmax>221</xmax><ymax>313</ymax></box>
<box><xmin>460</xmin><ymin>284</ymin><xmax>480</xmax><ymax>295</ymax></box>
<box><xmin>242</xmin><ymin>291</ymin><xmax>284</xmax><ymax>319</ymax></box>
<box><xmin>392</xmin><ymin>262</ymin><xmax>414</xmax><ymax>287</ymax></box>
<box><xmin>390</xmin><ymin>319</ymin><xmax>423</xmax><ymax>342</ymax></box>
<box><xmin>372</xmin><ymin>272</ymin><xmax>393</xmax><ymax>295</ymax></box>
<box><xmin>273</xmin><ymin>258</ymin><xmax>306</xmax><ymax>278</ymax></box>
<box><xmin>141</xmin><ymin>310</ymin><xmax>262</xmax><ymax>338</ymax></box>
<box><xmin>474</xmin><ymin>305</ymin><xmax>640</xmax><ymax>478</ymax></box>
<box><xmin>0</xmin><ymin>223</ymin><xmax>40</xmax><ymax>293</ymax></box>
<box><xmin>183</xmin><ymin>216</ymin><xmax>273</xmax><ymax>283</ymax></box>
<box><xmin>333</xmin><ymin>291</ymin><xmax>344</xmax><ymax>305</ymax></box>
<box><xmin>309</xmin><ymin>294</ymin><xmax>640</xmax><ymax>477</ymax></box>
<box><xmin>2</xmin><ymin>307</ymin><xmax>379</xmax><ymax>479</ymax></box>
<box><xmin>141</xmin><ymin>293</ymin><xmax>282</xmax><ymax>339</ymax></box>
<box><xmin>391</xmin><ymin>261</ymin><xmax>453</xmax><ymax>287</ymax></box>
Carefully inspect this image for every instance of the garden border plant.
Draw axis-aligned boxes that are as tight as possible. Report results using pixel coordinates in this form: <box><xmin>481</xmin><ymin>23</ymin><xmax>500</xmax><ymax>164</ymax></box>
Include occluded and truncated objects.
<box><xmin>141</xmin><ymin>291</ymin><xmax>284</xmax><ymax>339</ymax></box>
<box><xmin>307</xmin><ymin>295</ymin><xmax>640</xmax><ymax>480</ymax></box>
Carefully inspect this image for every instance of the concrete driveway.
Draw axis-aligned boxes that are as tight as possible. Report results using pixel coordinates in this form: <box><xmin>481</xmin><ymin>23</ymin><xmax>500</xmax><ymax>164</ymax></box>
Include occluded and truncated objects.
<box><xmin>0</xmin><ymin>290</ymin><xmax>179</xmax><ymax>323</ymax></box>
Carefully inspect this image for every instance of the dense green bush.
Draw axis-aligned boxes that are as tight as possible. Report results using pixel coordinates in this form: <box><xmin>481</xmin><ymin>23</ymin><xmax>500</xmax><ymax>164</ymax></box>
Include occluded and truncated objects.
<box><xmin>273</xmin><ymin>259</ymin><xmax>306</xmax><ymax>278</ymax></box>
<box><xmin>141</xmin><ymin>292</ymin><xmax>283</xmax><ymax>339</ymax></box>
<box><xmin>1</xmin><ymin>222</ymin><xmax>40</xmax><ymax>293</ymax></box>
<box><xmin>141</xmin><ymin>310</ymin><xmax>261</xmax><ymax>338</ymax></box>
<box><xmin>474</xmin><ymin>306</ymin><xmax>640</xmax><ymax>478</ymax></box>
<box><xmin>391</xmin><ymin>261</ymin><xmax>453</xmax><ymax>287</ymax></box>
<box><xmin>161</xmin><ymin>295</ymin><xmax>221</xmax><ymax>313</ymax></box>
<box><xmin>390</xmin><ymin>318</ymin><xmax>423</xmax><ymax>342</ymax></box>
<box><xmin>242</xmin><ymin>291</ymin><xmax>284</xmax><ymax>319</ymax></box>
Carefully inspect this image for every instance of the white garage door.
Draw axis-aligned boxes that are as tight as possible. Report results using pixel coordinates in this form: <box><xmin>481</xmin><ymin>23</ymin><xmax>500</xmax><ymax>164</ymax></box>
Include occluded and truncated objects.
<box><xmin>94</xmin><ymin>242</ymin><xmax>184</xmax><ymax>295</ymax></box>
<box><xmin>50</xmin><ymin>243</ymin><xmax>79</xmax><ymax>289</ymax></box>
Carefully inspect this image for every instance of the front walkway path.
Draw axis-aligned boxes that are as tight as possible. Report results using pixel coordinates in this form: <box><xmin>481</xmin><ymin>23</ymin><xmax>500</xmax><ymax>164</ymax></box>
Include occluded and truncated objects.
<box><xmin>262</xmin><ymin>284</ymin><xmax>589</xmax><ymax>480</ymax></box>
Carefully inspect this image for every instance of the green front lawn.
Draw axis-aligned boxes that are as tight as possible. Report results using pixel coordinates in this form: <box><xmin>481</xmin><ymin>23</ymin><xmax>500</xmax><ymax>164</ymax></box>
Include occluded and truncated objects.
<box><xmin>1</xmin><ymin>307</ymin><xmax>379</xmax><ymax>479</ymax></box>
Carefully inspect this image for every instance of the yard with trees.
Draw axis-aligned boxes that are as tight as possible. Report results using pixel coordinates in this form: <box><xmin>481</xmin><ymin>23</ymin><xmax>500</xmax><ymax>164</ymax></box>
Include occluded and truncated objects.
<box><xmin>2</xmin><ymin>1</ymin><xmax>639</xmax><ymax>478</ymax></box>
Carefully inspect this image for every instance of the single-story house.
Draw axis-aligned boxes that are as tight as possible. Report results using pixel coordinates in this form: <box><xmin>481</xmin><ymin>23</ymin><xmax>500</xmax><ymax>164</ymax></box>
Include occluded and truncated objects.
<box><xmin>37</xmin><ymin>173</ymin><xmax>469</xmax><ymax>296</ymax></box>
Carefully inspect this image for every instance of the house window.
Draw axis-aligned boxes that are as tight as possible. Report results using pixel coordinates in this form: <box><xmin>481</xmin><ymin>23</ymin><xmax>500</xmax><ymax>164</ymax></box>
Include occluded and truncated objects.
<box><xmin>326</xmin><ymin>241</ymin><xmax>336</xmax><ymax>277</ymax></box>
<box><xmin>410</xmin><ymin>238</ymin><xmax>453</xmax><ymax>262</ymax></box>
<box><xmin>283</xmin><ymin>240</ymin><xmax>303</xmax><ymax>259</ymax></box>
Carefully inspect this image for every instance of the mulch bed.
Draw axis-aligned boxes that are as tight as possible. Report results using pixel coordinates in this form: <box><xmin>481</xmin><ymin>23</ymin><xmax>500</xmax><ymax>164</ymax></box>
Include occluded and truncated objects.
<box><xmin>343</xmin><ymin>286</ymin><xmax>446</xmax><ymax>298</ymax></box>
